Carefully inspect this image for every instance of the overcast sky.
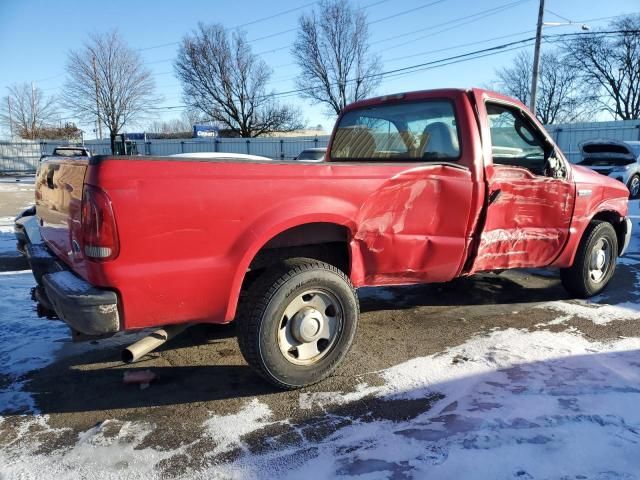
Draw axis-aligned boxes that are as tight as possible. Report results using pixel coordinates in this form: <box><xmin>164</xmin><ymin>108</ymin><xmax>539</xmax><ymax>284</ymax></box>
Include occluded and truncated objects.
<box><xmin>0</xmin><ymin>0</ymin><xmax>637</xmax><ymax>137</ymax></box>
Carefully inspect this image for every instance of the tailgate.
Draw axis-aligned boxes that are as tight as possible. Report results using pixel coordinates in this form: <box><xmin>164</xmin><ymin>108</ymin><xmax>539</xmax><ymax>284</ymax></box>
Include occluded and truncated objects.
<box><xmin>35</xmin><ymin>157</ymin><xmax>88</xmax><ymax>265</ymax></box>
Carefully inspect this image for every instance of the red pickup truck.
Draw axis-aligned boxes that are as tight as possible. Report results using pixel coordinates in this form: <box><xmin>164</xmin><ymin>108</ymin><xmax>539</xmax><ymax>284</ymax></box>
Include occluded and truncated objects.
<box><xmin>22</xmin><ymin>88</ymin><xmax>631</xmax><ymax>388</ymax></box>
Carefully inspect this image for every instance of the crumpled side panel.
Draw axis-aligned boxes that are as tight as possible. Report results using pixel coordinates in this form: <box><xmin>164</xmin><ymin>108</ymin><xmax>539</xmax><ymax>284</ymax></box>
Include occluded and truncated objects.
<box><xmin>354</xmin><ymin>165</ymin><xmax>473</xmax><ymax>285</ymax></box>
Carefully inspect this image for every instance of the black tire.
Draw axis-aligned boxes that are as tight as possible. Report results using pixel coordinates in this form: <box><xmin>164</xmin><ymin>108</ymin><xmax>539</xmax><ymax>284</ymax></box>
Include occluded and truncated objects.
<box><xmin>560</xmin><ymin>220</ymin><xmax>618</xmax><ymax>298</ymax></box>
<box><xmin>236</xmin><ymin>258</ymin><xmax>359</xmax><ymax>389</ymax></box>
<box><xmin>627</xmin><ymin>174</ymin><xmax>640</xmax><ymax>199</ymax></box>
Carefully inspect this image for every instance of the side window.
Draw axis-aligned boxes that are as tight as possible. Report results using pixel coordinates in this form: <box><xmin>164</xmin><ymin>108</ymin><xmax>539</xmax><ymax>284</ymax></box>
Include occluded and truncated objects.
<box><xmin>330</xmin><ymin>100</ymin><xmax>460</xmax><ymax>161</ymax></box>
<box><xmin>486</xmin><ymin>103</ymin><xmax>548</xmax><ymax>176</ymax></box>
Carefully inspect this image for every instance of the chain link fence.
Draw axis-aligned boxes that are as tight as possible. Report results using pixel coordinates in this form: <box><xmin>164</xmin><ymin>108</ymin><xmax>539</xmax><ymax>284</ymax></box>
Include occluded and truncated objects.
<box><xmin>2</xmin><ymin>120</ymin><xmax>640</xmax><ymax>174</ymax></box>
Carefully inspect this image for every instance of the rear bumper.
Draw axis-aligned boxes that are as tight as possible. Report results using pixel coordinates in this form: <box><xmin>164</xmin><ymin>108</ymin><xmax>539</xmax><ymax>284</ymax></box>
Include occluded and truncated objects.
<box><xmin>22</xmin><ymin>217</ymin><xmax>121</xmax><ymax>336</ymax></box>
<box><xmin>42</xmin><ymin>271</ymin><xmax>120</xmax><ymax>335</ymax></box>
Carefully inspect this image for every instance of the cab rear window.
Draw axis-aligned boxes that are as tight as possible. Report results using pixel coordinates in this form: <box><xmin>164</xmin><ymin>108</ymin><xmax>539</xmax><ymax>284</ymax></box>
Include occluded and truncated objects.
<box><xmin>330</xmin><ymin>100</ymin><xmax>460</xmax><ymax>162</ymax></box>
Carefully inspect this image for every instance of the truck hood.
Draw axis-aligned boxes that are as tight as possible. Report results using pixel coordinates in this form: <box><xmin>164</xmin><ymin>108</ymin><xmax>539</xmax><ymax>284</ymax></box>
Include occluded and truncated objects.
<box><xmin>572</xmin><ymin>164</ymin><xmax>629</xmax><ymax>196</ymax></box>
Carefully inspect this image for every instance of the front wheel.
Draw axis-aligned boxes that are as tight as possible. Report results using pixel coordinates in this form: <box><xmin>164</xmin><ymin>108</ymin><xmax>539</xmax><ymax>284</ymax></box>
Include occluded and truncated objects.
<box><xmin>236</xmin><ymin>258</ymin><xmax>359</xmax><ymax>389</ymax></box>
<box><xmin>560</xmin><ymin>220</ymin><xmax>618</xmax><ymax>298</ymax></box>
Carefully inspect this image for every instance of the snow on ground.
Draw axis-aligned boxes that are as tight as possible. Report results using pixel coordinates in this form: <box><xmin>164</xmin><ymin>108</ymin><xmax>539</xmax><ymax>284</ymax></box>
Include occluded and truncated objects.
<box><xmin>214</xmin><ymin>329</ymin><xmax>640</xmax><ymax>480</ymax></box>
<box><xmin>0</xmin><ymin>178</ymin><xmax>34</xmax><ymax>256</ymax></box>
<box><xmin>0</xmin><ymin>271</ymin><xmax>66</xmax><ymax>413</ymax></box>
<box><xmin>0</xmin><ymin>199</ymin><xmax>639</xmax><ymax>478</ymax></box>
<box><xmin>533</xmin><ymin>199</ymin><xmax>640</xmax><ymax>326</ymax></box>
<box><xmin>0</xmin><ymin>221</ymin><xmax>20</xmax><ymax>257</ymax></box>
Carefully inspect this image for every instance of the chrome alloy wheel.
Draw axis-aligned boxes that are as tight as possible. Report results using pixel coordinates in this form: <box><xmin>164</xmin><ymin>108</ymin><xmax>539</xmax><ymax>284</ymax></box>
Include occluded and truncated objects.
<box><xmin>589</xmin><ymin>237</ymin><xmax>612</xmax><ymax>283</ymax></box>
<box><xmin>277</xmin><ymin>289</ymin><xmax>343</xmax><ymax>365</ymax></box>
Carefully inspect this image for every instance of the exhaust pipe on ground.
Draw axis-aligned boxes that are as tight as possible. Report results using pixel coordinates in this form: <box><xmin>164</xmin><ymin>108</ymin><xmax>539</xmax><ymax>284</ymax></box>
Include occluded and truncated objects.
<box><xmin>122</xmin><ymin>324</ymin><xmax>189</xmax><ymax>363</ymax></box>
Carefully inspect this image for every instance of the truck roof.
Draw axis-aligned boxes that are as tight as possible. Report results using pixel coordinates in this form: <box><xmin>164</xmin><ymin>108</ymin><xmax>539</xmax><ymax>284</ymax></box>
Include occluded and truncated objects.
<box><xmin>342</xmin><ymin>88</ymin><xmax>525</xmax><ymax>112</ymax></box>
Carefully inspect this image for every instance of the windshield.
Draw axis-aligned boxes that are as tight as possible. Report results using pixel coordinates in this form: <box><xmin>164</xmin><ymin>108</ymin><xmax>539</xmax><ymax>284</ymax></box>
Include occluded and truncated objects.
<box><xmin>330</xmin><ymin>100</ymin><xmax>460</xmax><ymax>162</ymax></box>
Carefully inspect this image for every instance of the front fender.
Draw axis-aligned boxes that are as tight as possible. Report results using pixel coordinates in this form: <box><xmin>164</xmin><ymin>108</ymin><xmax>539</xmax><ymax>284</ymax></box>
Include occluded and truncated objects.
<box><xmin>552</xmin><ymin>195</ymin><xmax>629</xmax><ymax>268</ymax></box>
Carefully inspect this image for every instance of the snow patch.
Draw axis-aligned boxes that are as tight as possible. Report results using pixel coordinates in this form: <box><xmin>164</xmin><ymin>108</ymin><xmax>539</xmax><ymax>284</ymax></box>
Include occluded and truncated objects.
<box><xmin>203</xmin><ymin>398</ymin><xmax>273</xmax><ymax>455</ymax></box>
<box><xmin>537</xmin><ymin>299</ymin><xmax>640</xmax><ymax>325</ymax></box>
<box><xmin>210</xmin><ymin>329</ymin><xmax>640</xmax><ymax>479</ymax></box>
<box><xmin>0</xmin><ymin>417</ymin><xmax>174</xmax><ymax>480</ymax></box>
<box><xmin>0</xmin><ymin>272</ymin><xmax>67</xmax><ymax>413</ymax></box>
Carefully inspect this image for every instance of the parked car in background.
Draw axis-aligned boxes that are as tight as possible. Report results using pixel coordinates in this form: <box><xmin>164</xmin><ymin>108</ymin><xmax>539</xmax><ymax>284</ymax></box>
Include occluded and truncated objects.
<box><xmin>294</xmin><ymin>147</ymin><xmax>326</xmax><ymax>161</ymax></box>
<box><xmin>579</xmin><ymin>140</ymin><xmax>640</xmax><ymax>198</ymax></box>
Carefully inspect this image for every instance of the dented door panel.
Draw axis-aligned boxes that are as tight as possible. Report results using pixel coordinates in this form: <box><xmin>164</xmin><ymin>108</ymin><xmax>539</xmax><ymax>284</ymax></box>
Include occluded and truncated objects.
<box><xmin>471</xmin><ymin>165</ymin><xmax>575</xmax><ymax>272</ymax></box>
<box><xmin>354</xmin><ymin>164</ymin><xmax>474</xmax><ymax>284</ymax></box>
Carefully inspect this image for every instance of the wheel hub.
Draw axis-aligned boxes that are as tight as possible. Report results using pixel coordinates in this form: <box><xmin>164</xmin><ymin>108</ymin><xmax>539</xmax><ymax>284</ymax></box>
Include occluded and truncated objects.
<box><xmin>277</xmin><ymin>289</ymin><xmax>343</xmax><ymax>366</ymax></box>
<box><xmin>292</xmin><ymin>307</ymin><xmax>324</xmax><ymax>342</ymax></box>
<box><xmin>589</xmin><ymin>238</ymin><xmax>611</xmax><ymax>284</ymax></box>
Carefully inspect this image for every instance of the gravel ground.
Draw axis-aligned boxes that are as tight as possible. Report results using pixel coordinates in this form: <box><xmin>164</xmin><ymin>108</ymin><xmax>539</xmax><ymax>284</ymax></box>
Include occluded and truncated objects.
<box><xmin>1</xmin><ymin>181</ymin><xmax>639</xmax><ymax>479</ymax></box>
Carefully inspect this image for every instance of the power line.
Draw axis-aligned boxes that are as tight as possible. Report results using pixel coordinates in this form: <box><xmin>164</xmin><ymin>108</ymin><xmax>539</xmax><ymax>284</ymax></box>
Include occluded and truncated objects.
<box><xmin>137</xmin><ymin>1</ymin><xmax>317</xmax><ymax>52</ymax></box>
<box><xmin>372</xmin><ymin>0</ymin><xmax>530</xmax><ymax>45</ymax></box>
<box><xmin>146</xmin><ymin>29</ymin><xmax>637</xmax><ymax>111</ymax></box>
<box><xmin>255</xmin><ymin>0</ymin><xmax>529</xmax><ymax>58</ymax></box>
<box><xmin>545</xmin><ymin>8</ymin><xmax>573</xmax><ymax>24</ymax></box>
<box><xmin>369</xmin><ymin>0</ymin><xmax>445</xmax><ymax>25</ymax></box>
<box><xmin>140</xmin><ymin>0</ymin><xmax>390</xmax><ymax>53</ymax></box>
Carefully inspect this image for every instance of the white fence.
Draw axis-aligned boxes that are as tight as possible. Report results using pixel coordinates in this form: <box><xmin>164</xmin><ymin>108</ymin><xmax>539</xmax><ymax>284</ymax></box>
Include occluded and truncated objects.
<box><xmin>2</xmin><ymin>120</ymin><xmax>640</xmax><ymax>174</ymax></box>
<box><xmin>0</xmin><ymin>136</ymin><xmax>331</xmax><ymax>174</ymax></box>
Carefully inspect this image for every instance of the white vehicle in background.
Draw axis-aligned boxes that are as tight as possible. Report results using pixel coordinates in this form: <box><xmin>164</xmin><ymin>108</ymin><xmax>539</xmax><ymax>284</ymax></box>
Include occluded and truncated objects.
<box><xmin>293</xmin><ymin>147</ymin><xmax>326</xmax><ymax>162</ymax></box>
<box><xmin>579</xmin><ymin>140</ymin><xmax>640</xmax><ymax>198</ymax></box>
<box><xmin>170</xmin><ymin>152</ymin><xmax>272</xmax><ymax>161</ymax></box>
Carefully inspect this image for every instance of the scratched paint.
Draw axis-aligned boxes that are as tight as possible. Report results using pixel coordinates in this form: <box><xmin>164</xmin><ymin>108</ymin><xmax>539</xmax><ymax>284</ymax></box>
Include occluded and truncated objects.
<box><xmin>471</xmin><ymin>166</ymin><xmax>575</xmax><ymax>272</ymax></box>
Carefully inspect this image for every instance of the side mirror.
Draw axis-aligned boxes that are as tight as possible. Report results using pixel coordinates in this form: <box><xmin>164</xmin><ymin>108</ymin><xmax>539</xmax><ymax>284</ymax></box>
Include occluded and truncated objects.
<box><xmin>544</xmin><ymin>150</ymin><xmax>568</xmax><ymax>179</ymax></box>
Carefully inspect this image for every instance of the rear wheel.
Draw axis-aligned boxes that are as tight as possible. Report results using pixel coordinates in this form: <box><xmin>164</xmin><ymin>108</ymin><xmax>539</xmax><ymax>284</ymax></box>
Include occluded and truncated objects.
<box><xmin>236</xmin><ymin>258</ymin><xmax>359</xmax><ymax>389</ymax></box>
<box><xmin>627</xmin><ymin>174</ymin><xmax>640</xmax><ymax>199</ymax></box>
<box><xmin>560</xmin><ymin>221</ymin><xmax>618</xmax><ymax>298</ymax></box>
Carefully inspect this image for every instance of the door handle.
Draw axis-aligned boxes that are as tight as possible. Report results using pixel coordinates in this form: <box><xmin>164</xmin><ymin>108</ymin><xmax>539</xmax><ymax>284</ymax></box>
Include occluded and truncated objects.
<box><xmin>489</xmin><ymin>189</ymin><xmax>502</xmax><ymax>205</ymax></box>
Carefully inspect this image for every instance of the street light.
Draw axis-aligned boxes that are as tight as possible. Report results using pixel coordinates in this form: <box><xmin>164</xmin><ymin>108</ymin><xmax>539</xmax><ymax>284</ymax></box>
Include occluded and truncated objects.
<box><xmin>529</xmin><ymin>0</ymin><xmax>590</xmax><ymax>116</ymax></box>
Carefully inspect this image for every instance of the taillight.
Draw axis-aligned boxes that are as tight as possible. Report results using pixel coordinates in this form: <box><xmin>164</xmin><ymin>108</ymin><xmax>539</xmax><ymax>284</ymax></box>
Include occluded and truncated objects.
<box><xmin>81</xmin><ymin>185</ymin><xmax>119</xmax><ymax>261</ymax></box>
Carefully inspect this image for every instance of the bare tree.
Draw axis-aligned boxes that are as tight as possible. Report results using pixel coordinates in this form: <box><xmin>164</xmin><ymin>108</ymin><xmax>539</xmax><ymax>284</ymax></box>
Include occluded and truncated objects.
<box><xmin>292</xmin><ymin>0</ymin><xmax>382</xmax><ymax>115</ymax></box>
<box><xmin>147</xmin><ymin>117</ymin><xmax>191</xmax><ymax>135</ymax></box>
<box><xmin>62</xmin><ymin>30</ymin><xmax>157</xmax><ymax>153</ymax></box>
<box><xmin>33</xmin><ymin>123</ymin><xmax>83</xmax><ymax>141</ymax></box>
<box><xmin>564</xmin><ymin>15</ymin><xmax>640</xmax><ymax>120</ymax></box>
<box><xmin>495</xmin><ymin>52</ymin><xmax>532</xmax><ymax>107</ymax></box>
<box><xmin>495</xmin><ymin>50</ymin><xmax>596</xmax><ymax>124</ymax></box>
<box><xmin>175</xmin><ymin>23</ymin><xmax>303</xmax><ymax>138</ymax></box>
<box><xmin>0</xmin><ymin>83</ymin><xmax>57</xmax><ymax>139</ymax></box>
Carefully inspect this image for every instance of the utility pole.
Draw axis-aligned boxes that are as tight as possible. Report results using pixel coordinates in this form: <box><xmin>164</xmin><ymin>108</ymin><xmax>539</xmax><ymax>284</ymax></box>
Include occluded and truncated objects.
<box><xmin>31</xmin><ymin>82</ymin><xmax>36</xmax><ymax>138</ymax></box>
<box><xmin>92</xmin><ymin>55</ymin><xmax>102</xmax><ymax>140</ymax></box>
<box><xmin>529</xmin><ymin>0</ymin><xmax>545</xmax><ymax>116</ymax></box>
<box><xmin>7</xmin><ymin>97</ymin><xmax>13</xmax><ymax>138</ymax></box>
